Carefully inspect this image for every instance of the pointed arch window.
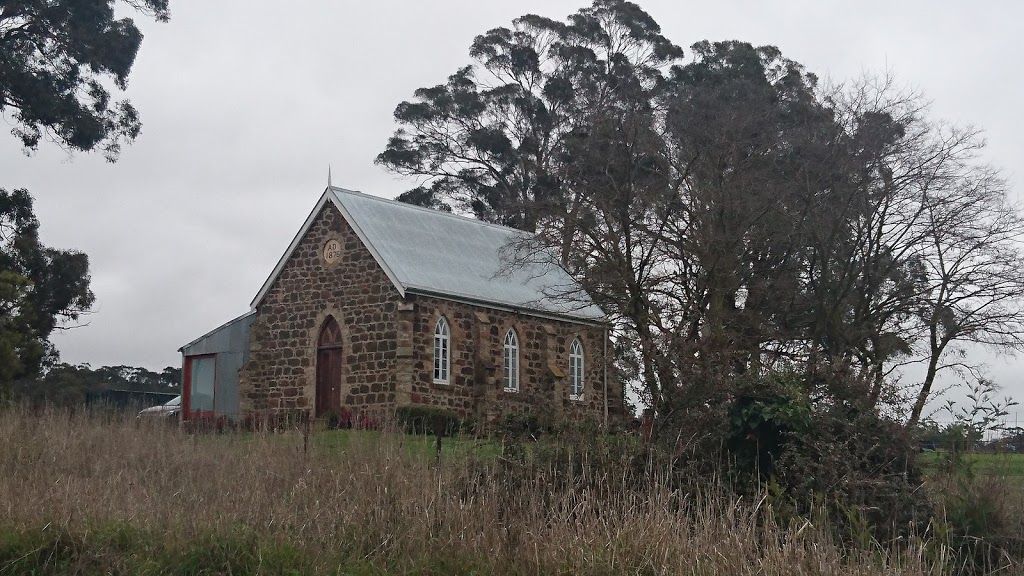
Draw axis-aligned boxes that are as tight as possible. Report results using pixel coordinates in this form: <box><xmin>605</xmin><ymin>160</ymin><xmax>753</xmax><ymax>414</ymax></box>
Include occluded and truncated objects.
<box><xmin>503</xmin><ymin>328</ymin><xmax>519</xmax><ymax>392</ymax></box>
<box><xmin>569</xmin><ymin>338</ymin><xmax>584</xmax><ymax>401</ymax></box>
<box><xmin>433</xmin><ymin>317</ymin><xmax>450</xmax><ymax>384</ymax></box>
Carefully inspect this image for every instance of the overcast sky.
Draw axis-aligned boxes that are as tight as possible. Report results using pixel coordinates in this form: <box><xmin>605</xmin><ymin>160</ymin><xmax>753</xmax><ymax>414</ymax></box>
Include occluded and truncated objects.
<box><xmin>2</xmin><ymin>1</ymin><xmax>1021</xmax><ymax>415</ymax></box>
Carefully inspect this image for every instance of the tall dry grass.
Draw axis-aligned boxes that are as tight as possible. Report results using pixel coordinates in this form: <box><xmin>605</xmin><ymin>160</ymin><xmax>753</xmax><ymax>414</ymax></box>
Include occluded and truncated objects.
<box><xmin>0</xmin><ymin>407</ymin><xmax>950</xmax><ymax>575</ymax></box>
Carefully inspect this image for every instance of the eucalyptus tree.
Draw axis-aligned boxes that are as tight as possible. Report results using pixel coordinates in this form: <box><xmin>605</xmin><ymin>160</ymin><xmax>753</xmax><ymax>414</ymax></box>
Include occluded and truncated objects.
<box><xmin>659</xmin><ymin>41</ymin><xmax>831</xmax><ymax>383</ymax></box>
<box><xmin>0</xmin><ymin>0</ymin><xmax>167</xmax><ymax>388</ymax></box>
<box><xmin>376</xmin><ymin>0</ymin><xmax>683</xmax><ymax>232</ymax></box>
<box><xmin>0</xmin><ymin>0</ymin><xmax>170</xmax><ymax>160</ymax></box>
<box><xmin>518</xmin><ymin>40</ymin><xmax>836</xmax><ymax>409</ymax></box>
<box><xmin>521</xmin><ymin>77</ymin><xmax>676</xmax><ymax>409</ymax></box>
<box><xmin>0</xmin><ymin>188</ymin><xmax>94</xmax><ymax>385</ymax></box>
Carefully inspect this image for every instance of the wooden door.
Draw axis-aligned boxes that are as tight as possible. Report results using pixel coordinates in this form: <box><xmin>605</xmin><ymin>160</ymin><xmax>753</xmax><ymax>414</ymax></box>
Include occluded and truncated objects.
<box><xmin>315</xmin><ymin>317</ymin><xmax>343</xmax><ymax>417</ymax></box>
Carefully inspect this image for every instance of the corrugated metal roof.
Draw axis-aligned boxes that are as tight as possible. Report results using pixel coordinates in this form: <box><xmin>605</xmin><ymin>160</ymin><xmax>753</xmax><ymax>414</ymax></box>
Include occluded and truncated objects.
<box><xmin>330</xmin><ymin>187</ymin><xmax>605</xmax><ymax>321</ymax></box>
<box><xmin>178</xmin><ymin>310</ymin><xmax>256</xmax><ymax>352</ymax></box>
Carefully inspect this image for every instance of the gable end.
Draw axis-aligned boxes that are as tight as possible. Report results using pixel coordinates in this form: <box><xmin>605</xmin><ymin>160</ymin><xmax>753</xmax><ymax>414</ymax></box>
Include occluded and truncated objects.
<box><xmin>250</xmin><ymin>188</ymin><xmax>406</xmax><ymax>308</ymax></box>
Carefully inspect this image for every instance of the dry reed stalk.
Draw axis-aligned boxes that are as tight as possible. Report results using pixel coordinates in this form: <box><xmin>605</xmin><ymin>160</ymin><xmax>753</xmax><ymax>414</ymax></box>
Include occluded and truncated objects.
<box><xmin>0</xmin><ymin>406</ymin><xmax>948</xmax><ymax>575</ymax></box>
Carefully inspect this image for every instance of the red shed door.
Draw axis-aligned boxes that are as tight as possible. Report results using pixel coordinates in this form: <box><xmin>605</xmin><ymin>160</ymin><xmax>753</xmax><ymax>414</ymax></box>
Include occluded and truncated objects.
<box><xmin>184</xmin><ymin>355</ymin><xmax>216</xmax><ymax>420</ymax></box>
<box><xmin>315</xmin><ymin>317</ymin><xmax>343</xmax><ymax>417</ymax></box>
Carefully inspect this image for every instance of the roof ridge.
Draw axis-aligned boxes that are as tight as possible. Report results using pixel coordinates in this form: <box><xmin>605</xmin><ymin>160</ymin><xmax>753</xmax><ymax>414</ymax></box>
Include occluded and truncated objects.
<box><xmin>328</xmin><ymin>185</ymin><xmax>528</xmax><ymax>236</ymax></box>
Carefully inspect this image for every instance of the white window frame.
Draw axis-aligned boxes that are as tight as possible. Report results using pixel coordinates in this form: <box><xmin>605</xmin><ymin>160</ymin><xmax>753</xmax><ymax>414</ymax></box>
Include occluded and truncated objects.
<box><xmin>569</xmin><ymin>338</ymin><xmax>584</xmax><ymax>401</ymax></box>
<box><xmin>433</xmin><ymin>317</ymin><xmax>450</xmax><ymax>384</ymax></box>
<box><xmin>503</xmin><ymin>328</ymin><xmax>519</xmax><ymax>392</ymax></box>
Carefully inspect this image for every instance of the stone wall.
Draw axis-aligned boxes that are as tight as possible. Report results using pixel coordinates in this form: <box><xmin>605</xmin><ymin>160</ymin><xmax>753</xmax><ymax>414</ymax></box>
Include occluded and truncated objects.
<box><xmin>406</xmin><ymin>294</ymin><xmax>622</xmax><ymax>428</ymax></box>
<box><xmin>238</xmin><ymin>202</ymin><xmax>402</xmax><ymax>419</ymax></box>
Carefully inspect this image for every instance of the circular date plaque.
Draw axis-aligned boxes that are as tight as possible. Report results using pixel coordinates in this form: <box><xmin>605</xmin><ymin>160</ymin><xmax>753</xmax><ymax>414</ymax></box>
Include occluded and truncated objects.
<box><xmin>323</xmin><ymin>239</ymin><xmax>342</xmax><ymax>264</ymax></box>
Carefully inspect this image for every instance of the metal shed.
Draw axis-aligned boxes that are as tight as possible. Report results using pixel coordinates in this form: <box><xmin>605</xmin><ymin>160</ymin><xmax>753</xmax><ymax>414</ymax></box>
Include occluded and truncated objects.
<box><xmin>178</xmin><ymin>311</ymin><xmax>255</xmax><ymax>421</ymax></box>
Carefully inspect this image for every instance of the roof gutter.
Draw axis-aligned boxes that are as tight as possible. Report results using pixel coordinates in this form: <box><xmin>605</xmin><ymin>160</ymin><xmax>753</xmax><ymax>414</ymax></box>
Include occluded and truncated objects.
<box><xmin>403</xmin><ymin>286</ymin><xmax>611</xmax><ymax>328</ymax></box>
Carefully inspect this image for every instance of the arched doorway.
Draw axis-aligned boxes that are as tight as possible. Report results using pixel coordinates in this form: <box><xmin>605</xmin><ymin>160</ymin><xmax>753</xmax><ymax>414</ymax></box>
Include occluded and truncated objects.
<box><xmin>315</xmin><ymin>316</ymin><xmax>343</xmax><ymax>417</ymax></box>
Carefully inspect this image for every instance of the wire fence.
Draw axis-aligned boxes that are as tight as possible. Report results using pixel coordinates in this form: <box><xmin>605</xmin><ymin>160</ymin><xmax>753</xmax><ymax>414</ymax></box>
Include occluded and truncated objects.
<box><xmin>923</xmin><ymin>413</ymin><xmax>1024</xmax><ymax>445</ymax></box>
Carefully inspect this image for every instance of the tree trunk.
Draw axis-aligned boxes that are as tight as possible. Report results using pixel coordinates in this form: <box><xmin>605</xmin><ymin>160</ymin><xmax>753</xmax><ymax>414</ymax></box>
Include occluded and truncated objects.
<box><xmin>908</xmin><ymin>347</ymin><xmax>942</xmax><ymax>427</ymax></box>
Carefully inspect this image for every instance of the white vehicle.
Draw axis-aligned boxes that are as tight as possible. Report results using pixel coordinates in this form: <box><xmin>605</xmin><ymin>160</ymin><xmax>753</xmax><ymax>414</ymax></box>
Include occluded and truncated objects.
<box><xmin>138</xmin><ymin>395</ymin><xmax>181</xmax><ymax>419</ymax></box>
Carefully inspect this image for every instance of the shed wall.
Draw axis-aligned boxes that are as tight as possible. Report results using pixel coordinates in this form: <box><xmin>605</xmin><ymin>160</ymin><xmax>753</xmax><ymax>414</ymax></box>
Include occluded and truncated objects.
<box><xmin>181</xmin><ymin>312</ymin><xmax>255</xmax><ymax>419</ymax></box>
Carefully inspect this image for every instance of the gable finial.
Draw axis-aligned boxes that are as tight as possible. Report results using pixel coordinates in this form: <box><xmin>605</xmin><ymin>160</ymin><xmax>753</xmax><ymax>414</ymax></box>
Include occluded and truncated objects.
<box><xmin>328</xmin><ymin>164</ymin><xmax>333</xmax><ymax>188</ymax></box>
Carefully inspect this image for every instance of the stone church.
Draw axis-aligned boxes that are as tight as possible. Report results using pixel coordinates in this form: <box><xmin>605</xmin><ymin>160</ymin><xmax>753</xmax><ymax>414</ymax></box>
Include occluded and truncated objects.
<box><xmin>178</xmin><ymin>185</ymin><xmax>622</xmax><ymax>429</ymax></box>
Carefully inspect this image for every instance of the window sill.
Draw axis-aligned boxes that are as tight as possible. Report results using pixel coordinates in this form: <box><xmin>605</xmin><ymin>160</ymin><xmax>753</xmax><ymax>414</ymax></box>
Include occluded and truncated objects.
<box><xmin>433</xmin><ymin>380</ymin><xmax>451</xmax><ymax>387</ymax></box>
<box><xmin>503</xmin><ymin>387</ymin><xmax>519</xmax><ymax>393</ymax></box>
<box><xmin>570</xmin><ymin>394</ymin><xmax>584</xmax><ymax>402</ymax></box>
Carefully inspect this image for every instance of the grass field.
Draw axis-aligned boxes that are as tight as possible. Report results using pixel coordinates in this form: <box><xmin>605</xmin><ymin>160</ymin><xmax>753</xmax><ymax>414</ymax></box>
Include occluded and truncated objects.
<box><xmin>0</xmin><ymin>408</ymin><xmax>981</xmax><ymax>575</ymax></box>
<box><xmin>331</xmin><ymin>430</ymin><xmax>1024</xmax><ymax>482</ymax></box>
<box><xmin>920</xmin><ymin>451</ymin><xmax>1024</xmax><ymax>478</ymax></box>
<box><xmin>307</xmin><ymin>426</ymin><xmax>503</xmax><ymax>461</ymax></box>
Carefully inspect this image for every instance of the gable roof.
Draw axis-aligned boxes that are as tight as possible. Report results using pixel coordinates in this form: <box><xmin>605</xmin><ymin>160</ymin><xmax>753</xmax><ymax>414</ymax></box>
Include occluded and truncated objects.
<box><xmin>251</xmin><ymin>186</ymin><xmax>605</xmax><ymax>323</ymax></box>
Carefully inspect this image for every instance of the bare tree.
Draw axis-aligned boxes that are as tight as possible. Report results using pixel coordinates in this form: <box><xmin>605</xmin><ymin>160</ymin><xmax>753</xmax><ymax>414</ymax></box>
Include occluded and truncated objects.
<box><xmin>791</xmin><ymin>76</ymin><xmax>1024</xmax><ymax>421</ymax></box>
<box><xmin>908</xmin><ymin>153</ymin><xmax>1024</xmax><ymax>425</ymax></box>
<box><xmin>516</xmin><ymin>94</ymin><xmax>678</xmax><ymax>408</ymax></box>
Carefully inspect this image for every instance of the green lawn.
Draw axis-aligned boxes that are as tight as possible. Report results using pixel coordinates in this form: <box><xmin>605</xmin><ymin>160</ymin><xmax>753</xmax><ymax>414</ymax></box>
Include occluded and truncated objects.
<box><xmin>920</xmin><ymin>450</ymin><xmax>1024</xmax><ymax>478</ymax></box>
<box><xmin>311</xmin><ymin>428</ymin><xmax>503</xmax><ymax>461</ymax></box>
<box><xmin>196</xmin><ymin>426</ymin><xmax>504</xmax><ymax>463</ymax></box>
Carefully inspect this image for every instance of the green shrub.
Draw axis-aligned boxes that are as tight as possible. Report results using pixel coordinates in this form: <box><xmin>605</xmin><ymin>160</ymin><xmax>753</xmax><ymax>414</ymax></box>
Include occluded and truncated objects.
<box><xmin>395</xmin><ymin>405</ymin><xmax>462</xmax><ymax>436</ymax></box>
<box><xmin>500</xmin><ymin>411</ymin><xmax>554</xmax><ymax>440</ymax></box>
<box><xmin>931</xmin><ymin>457</ymin><xmax>1024</xmax><ymax>574</ymax></box>
<box><xmin>662</xmin><ymin>369</ymin><xmax>933</xmax><ymax>547</ymax></box>
<box><xmin>773</xmin><ymin>405</ymin><xmax>933</xmax><ymax>544</ymax></box>
<box><xmin>726</xmin><ymin>370</ymin><xmax>812</xmax><ymax>481</ymax></box>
